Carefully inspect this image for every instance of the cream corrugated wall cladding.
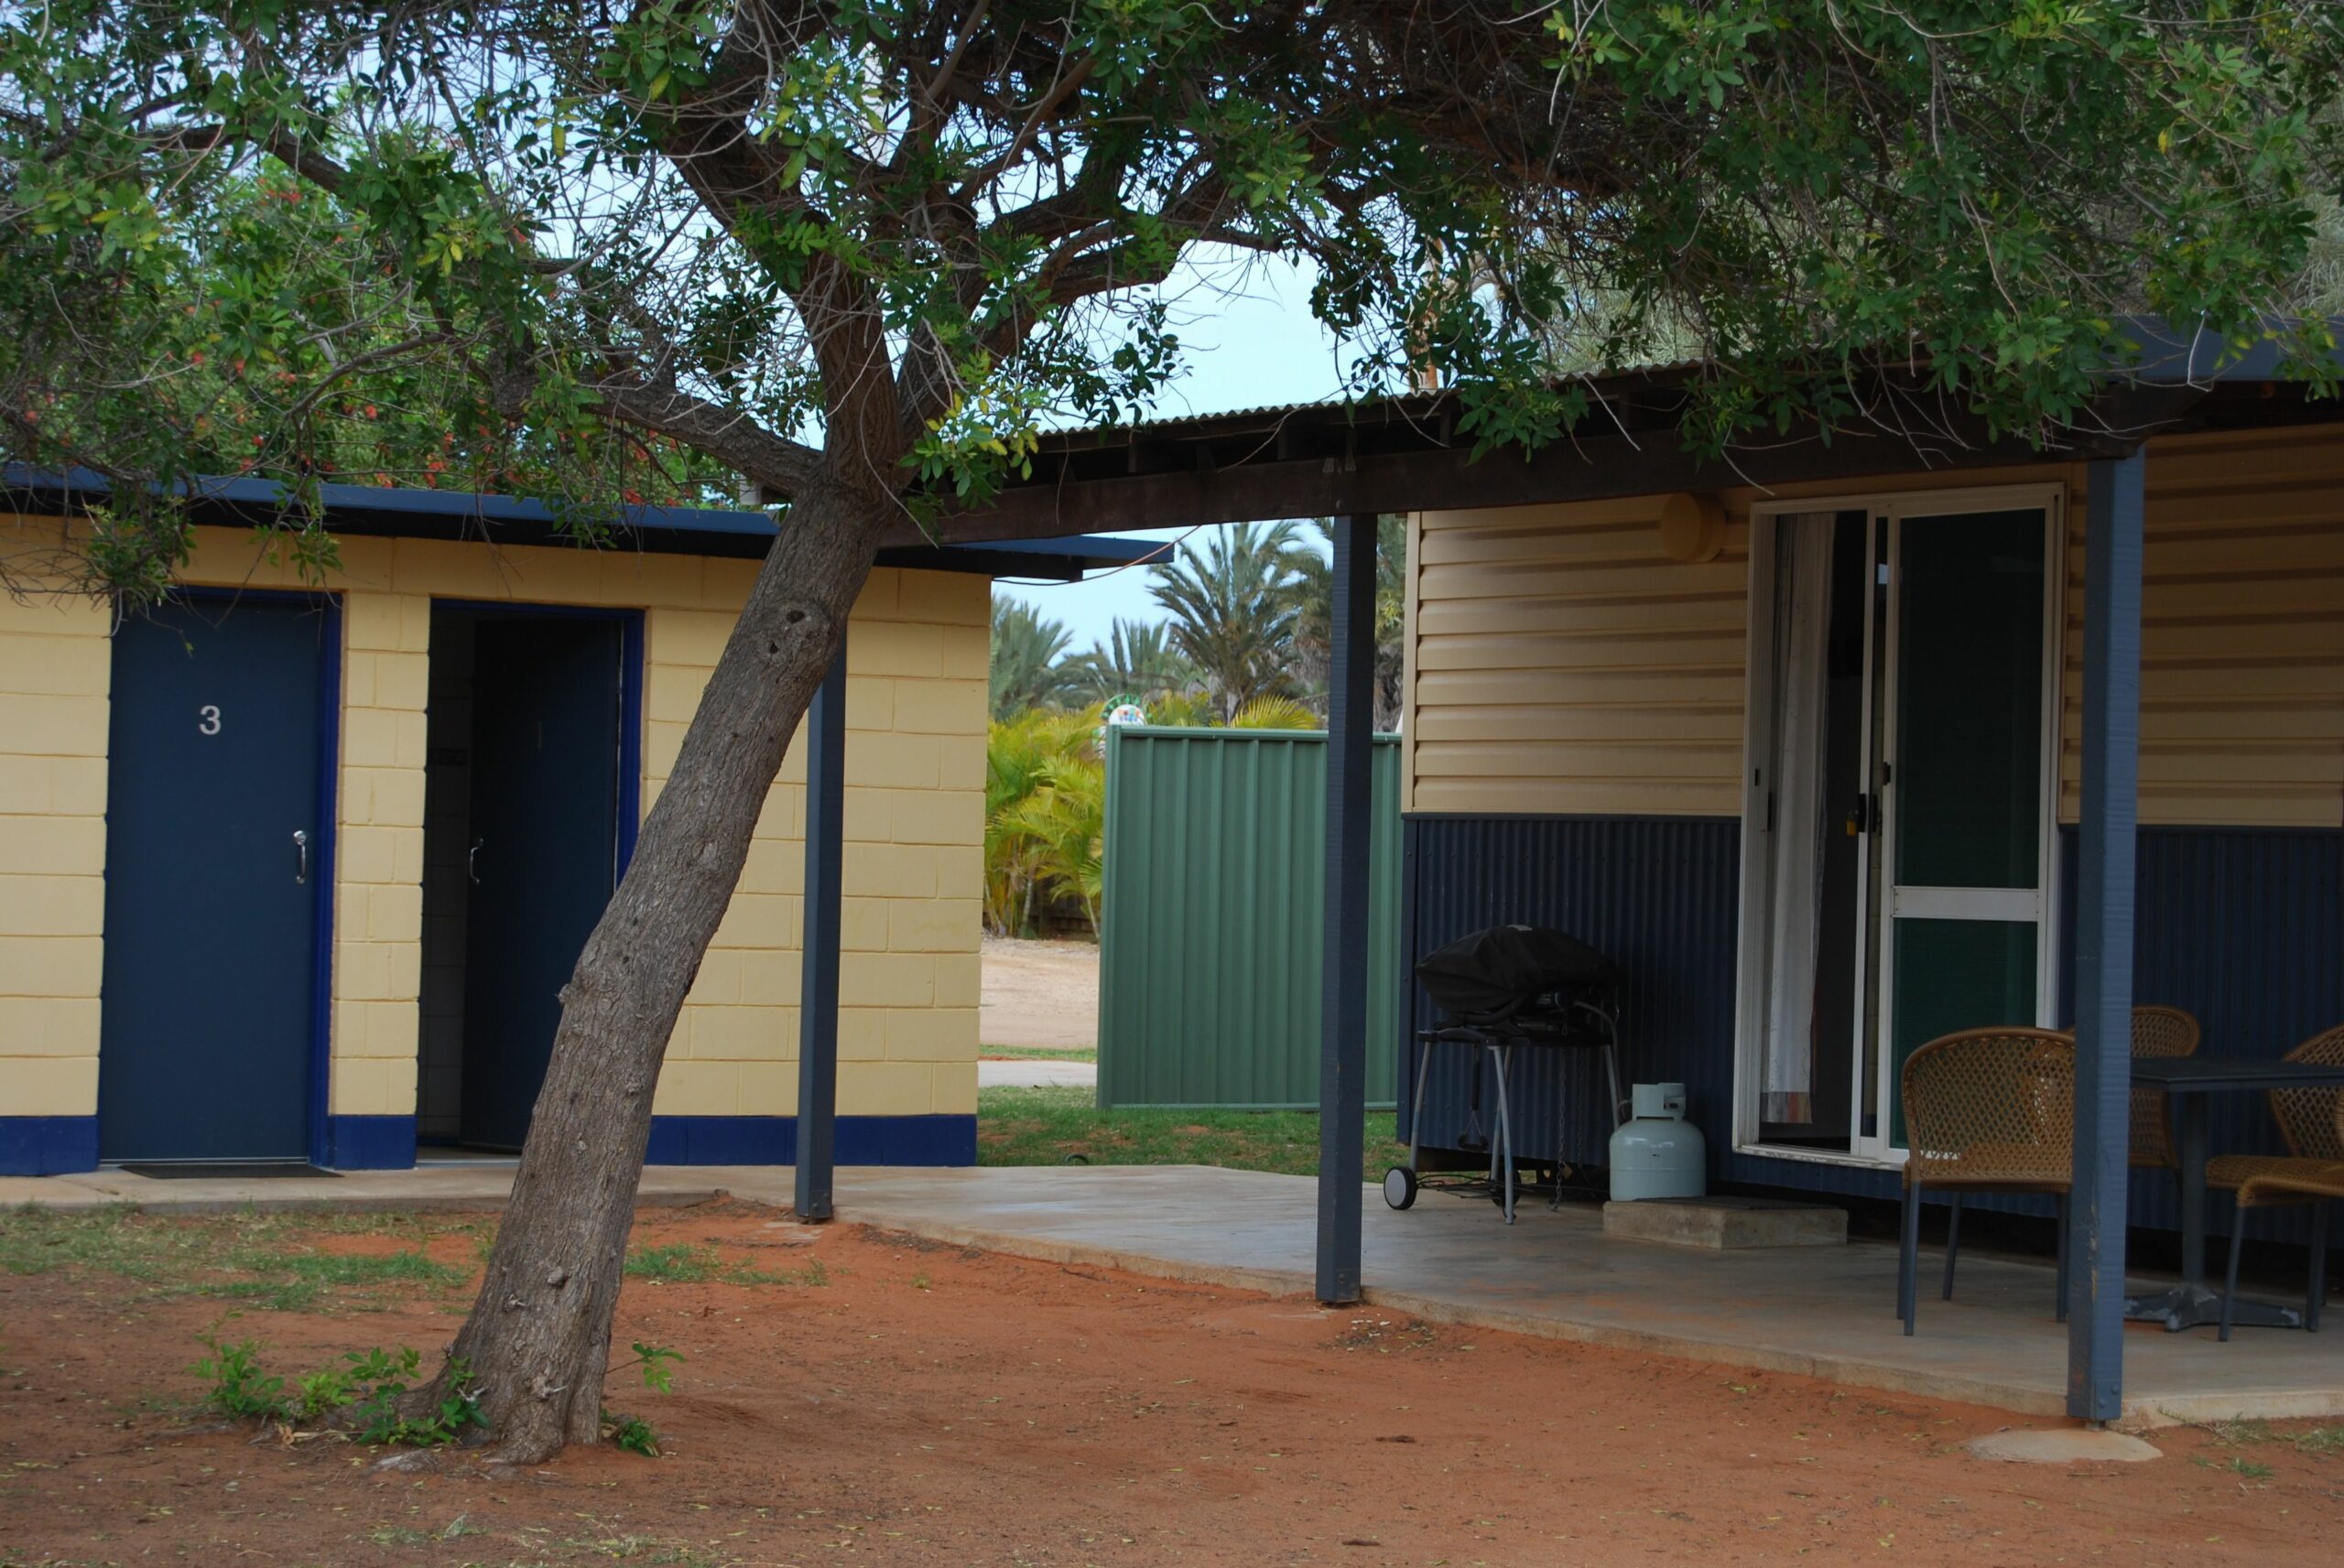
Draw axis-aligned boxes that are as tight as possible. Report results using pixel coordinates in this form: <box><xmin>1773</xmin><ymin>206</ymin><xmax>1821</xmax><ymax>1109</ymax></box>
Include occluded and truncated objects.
<box><xmin>1406</xmin><ymin>497</ymin><xmax>1750</xmax><ymax>817</ymax></box>
<box><xmin>2058</xmin><ymin>427</ymin><xmax>2344</xmax><ymax>829</ymax></box>
<box><xmin>1405</xmin><ymin>424</ymin><xmax>2344</xmax><ymax>830</ymax></box>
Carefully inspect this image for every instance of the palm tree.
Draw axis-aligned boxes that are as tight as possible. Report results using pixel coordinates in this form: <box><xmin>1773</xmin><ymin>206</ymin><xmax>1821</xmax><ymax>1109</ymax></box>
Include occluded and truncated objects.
<box><xmin>1148</xmin><ymin>520</ymin><xmax>1308</xmax><ymax>721</ymax></box>
<box><xmin>1286</xmin><ymin>514</ymin><xmax>1409</xmax><ymax>730</ymax></box>
<box><xmin>1227</xmin><ymin>695</ymin><xmax>1319</xmax><ymax>730</ymax></box>
<box><xmin>989</xmin><ymin>598</ymin><xmax>1077</xmax><ymax>719</ymax></box>
<box><xmin>984</xmin><ymin>706</ymin><xmax>1105</xmax><ymax>936</ymax></box>
<box><xmin>1061</xmin><ymin>617</ymin><xmax>1198</xmax><ymax>705</ymax></box>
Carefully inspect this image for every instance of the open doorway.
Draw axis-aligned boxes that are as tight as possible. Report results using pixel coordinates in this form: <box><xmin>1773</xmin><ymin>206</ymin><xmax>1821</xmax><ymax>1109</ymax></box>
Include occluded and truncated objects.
<box><xmin>418</xmin><ymin>603</ymin><xmax>641</xmax><ymax>1153</ymax></box>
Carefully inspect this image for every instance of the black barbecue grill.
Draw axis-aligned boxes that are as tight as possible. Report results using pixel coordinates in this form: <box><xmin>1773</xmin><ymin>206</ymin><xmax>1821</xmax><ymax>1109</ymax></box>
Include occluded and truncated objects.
<box><xmin>1386</xmin><ymin>925</ymin><xmax>1629</xmax><ymax>1223</ymax></box>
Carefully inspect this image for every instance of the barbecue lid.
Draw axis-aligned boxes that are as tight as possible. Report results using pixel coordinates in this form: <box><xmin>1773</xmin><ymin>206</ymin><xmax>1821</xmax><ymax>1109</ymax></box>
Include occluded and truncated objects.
<box><xmin>1414</xmin><ymin>924</ymin><xmax>1622</xmax><ymax>1016</ymax></box>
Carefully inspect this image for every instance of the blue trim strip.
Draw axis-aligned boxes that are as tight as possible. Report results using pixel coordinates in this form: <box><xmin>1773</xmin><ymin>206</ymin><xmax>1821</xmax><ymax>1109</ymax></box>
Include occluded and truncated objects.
<box><xmin>2</xmin><ymin>464</ymin><xmax>1155</xmax><ymax>571</ymax></box>
<box><xmin>646</xmin><ymin>1114</ymin><xmax>977</xmax><ymax>1168</ymax></box>
<box><xmin>308</xmin><ymin>597</ymin><xmax>342</xmax><ymax>1168</ymax></box>
<box><xmin>617</xmin><ymin>613</ymin><xmax>645</xmax><ymax>873</ymax></box>
<box><xmin>324</xmin><ymin>1116</ymin><xmax>418</xmax><ymax>1170</ymax></box>
<box><xmin>0</xmin><ymin>1117</ymin><xmax>100</xmax><ymax>1175</ymax></box>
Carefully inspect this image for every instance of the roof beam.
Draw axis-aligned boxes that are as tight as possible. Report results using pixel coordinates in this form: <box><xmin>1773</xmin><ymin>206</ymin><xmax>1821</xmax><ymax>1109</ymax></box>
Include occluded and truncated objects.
<box><xmin>909</xmin><ymin>384</ymin><xmax>2213</xmax><ymax>548</ymax></box>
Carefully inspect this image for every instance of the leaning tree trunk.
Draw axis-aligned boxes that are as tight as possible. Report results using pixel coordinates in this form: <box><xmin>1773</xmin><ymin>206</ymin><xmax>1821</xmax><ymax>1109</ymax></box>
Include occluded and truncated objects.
<box><xmin>426</xmin><ymin>467</ymin><xmax>895</xmax><ymax>1462</ymax></box>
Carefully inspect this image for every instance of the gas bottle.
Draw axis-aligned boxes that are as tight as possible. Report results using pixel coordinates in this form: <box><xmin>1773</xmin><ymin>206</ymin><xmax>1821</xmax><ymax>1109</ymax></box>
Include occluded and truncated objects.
<box><xmin>1608</xmin><ymin>1082</ymin><xmax>1707</xmax><ymax>1200</ymax></box>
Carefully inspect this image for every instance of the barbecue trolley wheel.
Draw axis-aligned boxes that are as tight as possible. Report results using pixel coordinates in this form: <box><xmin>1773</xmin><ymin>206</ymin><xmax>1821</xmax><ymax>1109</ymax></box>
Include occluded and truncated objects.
<box><xmin>1382</xmin><ymin>1166</ymin><xmax>1419</xmax><ymax>1210</ymax></box>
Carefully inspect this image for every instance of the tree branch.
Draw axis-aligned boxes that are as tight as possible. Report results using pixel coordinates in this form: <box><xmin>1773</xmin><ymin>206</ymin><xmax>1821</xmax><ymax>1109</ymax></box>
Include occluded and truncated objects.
<box><xmin>593</xmin><ymin>378</ymin><xmax>823</xmax><ymax>499</ymax></box>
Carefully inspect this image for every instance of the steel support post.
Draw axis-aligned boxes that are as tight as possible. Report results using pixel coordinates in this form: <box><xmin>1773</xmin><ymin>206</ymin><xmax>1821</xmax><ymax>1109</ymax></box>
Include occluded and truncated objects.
<box><xmin>2068</xmin><ymin>454</ymin><xmax>2143</xmax><ymax>1420</ymax></box>
<box><xmin>1316</xmin><ymin>514</ymin><xmax>1377</xmax><ymax>1304</ymax></box>
<box><xmin>794</xmin><ymin>645</ymin><xmax>847</xmax><ymax>1222</ymax></box>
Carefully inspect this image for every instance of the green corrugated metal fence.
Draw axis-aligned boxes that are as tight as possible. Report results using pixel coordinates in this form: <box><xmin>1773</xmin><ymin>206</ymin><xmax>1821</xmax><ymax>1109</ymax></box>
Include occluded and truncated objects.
<box><xmin>1098</xmin><ymin>725</ymin><xmax>1401</xmax><ymax>1108</ymax></box>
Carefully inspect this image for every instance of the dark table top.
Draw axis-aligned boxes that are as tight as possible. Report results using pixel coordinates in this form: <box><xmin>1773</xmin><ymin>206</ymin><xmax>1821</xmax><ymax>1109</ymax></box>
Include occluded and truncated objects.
<box><xmin>2128</xmin><ymin>1057</ymin><xmax>2344</xmax><ymax>1093</ymax></box>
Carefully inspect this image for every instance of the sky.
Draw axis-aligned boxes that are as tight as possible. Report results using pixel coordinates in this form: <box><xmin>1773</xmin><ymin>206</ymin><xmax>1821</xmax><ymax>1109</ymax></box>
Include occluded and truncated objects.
<box><xmin>988</xmin><ymin>250</ymin><xmax>1356</xmax><ymax>649</ymax></box>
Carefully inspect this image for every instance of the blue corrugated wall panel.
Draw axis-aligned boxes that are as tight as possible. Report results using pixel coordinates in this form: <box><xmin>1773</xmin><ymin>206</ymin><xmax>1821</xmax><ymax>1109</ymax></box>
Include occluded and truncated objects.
<box><xmin>1400</xmin><ymin>816</ymin><xmax>1743</xmax><ymax>1178</ymax></box>
<box><xmin>2058</xmin><ymin>827</ymin><xmax>2344</xmax><ymax>1241</ymax></box>
<box><xmin>1403</xmin><ymin>816</ymin><xmax>2344</xmax><ymax>1238</ymax></box>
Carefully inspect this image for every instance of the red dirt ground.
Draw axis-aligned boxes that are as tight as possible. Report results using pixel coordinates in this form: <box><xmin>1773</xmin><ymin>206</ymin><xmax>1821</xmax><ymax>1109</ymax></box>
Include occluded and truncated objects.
<box><xmin>4</xmin><ymin>1201</ymin><xmax>2340</xmax><ymax>1567</ymax></box>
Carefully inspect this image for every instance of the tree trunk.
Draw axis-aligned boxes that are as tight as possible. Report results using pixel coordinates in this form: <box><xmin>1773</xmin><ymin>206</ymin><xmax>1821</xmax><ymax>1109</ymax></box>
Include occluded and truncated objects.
<box><xmin>427</xmin><ymin>468</ymin><xmax>894</xmax><ymax>1463</ymax></box>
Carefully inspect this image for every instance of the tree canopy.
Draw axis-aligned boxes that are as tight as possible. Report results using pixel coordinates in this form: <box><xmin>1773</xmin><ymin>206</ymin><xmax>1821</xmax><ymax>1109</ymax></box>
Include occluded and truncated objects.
<box><xmin>8</xmin><ymin>2</ymin><xmax>2339</xmax><ymax>596</ymax></box>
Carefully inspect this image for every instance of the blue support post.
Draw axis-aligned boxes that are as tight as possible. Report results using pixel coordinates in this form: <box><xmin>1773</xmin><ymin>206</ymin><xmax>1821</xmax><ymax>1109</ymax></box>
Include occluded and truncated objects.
<box><xmin>2068</xmin><ymin>453</ymin><xmax>2144</xmax><ymax>1421</ymax></box>
<box><xmin>794</xmin><ymin>644</ymin><xmax>847</xmax><ymax>1221</ymax></box>
<box><xmin>1316</xmin><ymin>514</ymin><xmax>1377</xmax><ymax>1304</ymax></box>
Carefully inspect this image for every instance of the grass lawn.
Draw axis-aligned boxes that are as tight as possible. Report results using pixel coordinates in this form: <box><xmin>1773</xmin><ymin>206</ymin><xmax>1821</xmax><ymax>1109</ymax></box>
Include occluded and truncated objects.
<box><xmin>976</xmin><ymin>1044</ymin><xmax>1098</xmax><ymax>1062</ymax></box>
<box><xmin>0</xmin><ymin>1204</ymin><xmax>483</xmax><ymax>1314</ymax></box>
<box><xmin>977</xmin><ymin>1084</ymin><xmax>1406</xmax><ymax>1181</ymax></box>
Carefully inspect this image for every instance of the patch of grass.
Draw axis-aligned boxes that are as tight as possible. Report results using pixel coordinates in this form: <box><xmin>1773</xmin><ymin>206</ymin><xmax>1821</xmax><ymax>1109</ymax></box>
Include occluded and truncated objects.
<box><xmin>0</xmin><ymin>1204</ymin><xmax>481</xmax><ymax>1313</ymax></box>
<box><xmin>2200</xmin><ymin>1417</ymin><xmax>2344</xmax><ymax>1458</ymax></box>
<box><xmin>978</xmin><ymin>1044</ymin><xmax>1099</xmax><ymax>1063</ymax></box>
<box><xmin>624</xmin><ymin>1242</ymin><xmax>823</xmax><ymax>1287</ymax></box>
<box><xmin>558</xmin><ymin>1537</ymin><xmax>737</xmax><ymax>1564</ymax></box>
<box><xmin>370</xmin><ymin>1525</ymin><xmax>434</xmax><ymax>1547</ymax></box>
<box><xmin>977</xmin><ymin>1086</ymin><xmax>1405</xmax><ymax>1179</ymax></box>
<box><xmin>277</xmin><ymin>1249</ymin><xmax>465</xmax><ymax>1289</ymax></box>
<box><xmin>2293</xmin><ymin>1424</ymin><xmax>2344</xmax><ymax>1456</ymax></box>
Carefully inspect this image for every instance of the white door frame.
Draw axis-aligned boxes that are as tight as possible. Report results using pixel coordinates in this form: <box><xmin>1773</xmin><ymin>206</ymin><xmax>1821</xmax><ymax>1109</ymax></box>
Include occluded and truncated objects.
<box><xmin>1731</xmin><ymin>483</ymin><xmax>2067</xmax><ymax>1170</ymax></box>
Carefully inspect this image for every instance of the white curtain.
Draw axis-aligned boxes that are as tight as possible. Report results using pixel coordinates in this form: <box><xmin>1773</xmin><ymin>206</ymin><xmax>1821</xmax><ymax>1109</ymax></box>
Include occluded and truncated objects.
<box><xmin>1761</xmin><ymin>514</ymin><xmax>1836</xmax><ymax>1126</ymax></box>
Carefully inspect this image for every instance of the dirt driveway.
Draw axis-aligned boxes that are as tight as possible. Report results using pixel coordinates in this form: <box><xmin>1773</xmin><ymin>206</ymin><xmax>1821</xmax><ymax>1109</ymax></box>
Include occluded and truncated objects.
<box><xmin>981</xmin><ymin>934</ymin><xmax>1098</xmax><ymax>1050</ymax></box>
<box><xmin>4</xmin><ymin>1202</ymin><xmax>2340</xmax><ymax>1567</ymax></box>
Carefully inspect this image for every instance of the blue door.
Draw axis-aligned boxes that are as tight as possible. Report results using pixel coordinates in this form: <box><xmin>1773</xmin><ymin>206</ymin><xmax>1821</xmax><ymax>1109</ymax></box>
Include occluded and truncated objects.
<box><xmin>99</xmin><ymin>599</ymin><xmax>331</xmax><ymax>1162</ymax></box>
<box><xmin>458</xmin><ymin>616</ymin><xmax>624</xmax><ymax>1150</ymax></box>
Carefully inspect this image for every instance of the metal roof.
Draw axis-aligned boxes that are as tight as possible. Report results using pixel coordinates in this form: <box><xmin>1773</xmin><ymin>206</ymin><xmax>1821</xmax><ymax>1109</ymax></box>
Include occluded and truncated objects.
<box><xmin>0</xmin><ymin>465</ymin><xmax>1157</xmax><ymax>579</ymax></box>
<box><xmin>921</xmin><ymin>316</ymin><xmax>2344</xmax><ymax>546</ymax></box>
<box><xmin>1029</xmin><ymin>316</ymin><xmax>2342</xmax><ymax>451</ymax></box>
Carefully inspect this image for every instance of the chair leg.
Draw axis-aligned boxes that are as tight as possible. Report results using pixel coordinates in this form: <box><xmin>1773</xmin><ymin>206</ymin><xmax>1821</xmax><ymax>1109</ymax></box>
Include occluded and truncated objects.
<box><xmin>2308</xmin><ymin>1201</ymin><xmax>2330</xmax><ymax>1335</ymax></box>
<box><xmin>2221</xmin><ymin>1210</ymin><xmax>2247</xmax><ymax>1343</ymax></box>
<box><xmin>2054</xmin><ymin>1194</ymin><xmax>2070</xmax><ymax>1325</ymax></box>
<box><xmin>1940</xmin><ymin>1194</ymin><xmax>1962</xmax><ymax>1302</ymax></box>
<box><xmin>1900</xmin><ymin>1180</ymin><xmax>1922</xmax><ymax>1336</ymax></box>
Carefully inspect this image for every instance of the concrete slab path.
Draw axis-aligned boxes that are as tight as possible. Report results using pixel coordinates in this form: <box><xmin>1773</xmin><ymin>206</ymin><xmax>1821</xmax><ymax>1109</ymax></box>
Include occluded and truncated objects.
<box><xmin>9</xmin><ymin>1160</ymin><xmax>2338</xmax><ymax>1429</ymax></box>
<box><xmin>833</xmin><ymin>1164</ymin><xmax>2344</xmax><ymax>1431</ymax></box>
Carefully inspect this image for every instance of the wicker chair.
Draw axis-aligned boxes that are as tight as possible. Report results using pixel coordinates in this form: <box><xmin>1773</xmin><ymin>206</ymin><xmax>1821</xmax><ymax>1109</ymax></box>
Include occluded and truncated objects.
<box><xmin>2207</xmin><ymin>1022</ymin><xmax>2344</xmax><ymax>1340</ymax></box>
<box><xmin>2129</xmin><ymin>1005</ymin><xmax>2203</xmax><ymax>1173</ymax></box>
<box><xmin>1899</xmin><ymin>1029</ymin><xmax>2076</xmax><ymax>1337</ymax></box>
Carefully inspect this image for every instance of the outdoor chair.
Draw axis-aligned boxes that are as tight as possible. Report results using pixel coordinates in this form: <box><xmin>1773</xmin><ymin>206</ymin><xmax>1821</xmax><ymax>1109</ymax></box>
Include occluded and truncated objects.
<box><xmin>2206</xmin><ymin>1022</ymin><xmax>2344</xmax><ymax>1341</ymax></box>
<box><xmin>1898</xmin><ymin>1028</ymin><xmax>2077</xmax><ymax>1337</ymax></box>
<box><xmin>2127</xmin><ymin>1005</ymin><xmax>2203</xmax><ymax>1175</ymax></box>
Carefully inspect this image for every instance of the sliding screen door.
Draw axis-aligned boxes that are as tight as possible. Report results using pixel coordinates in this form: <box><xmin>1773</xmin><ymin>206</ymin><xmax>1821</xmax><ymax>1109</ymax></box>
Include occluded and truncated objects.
<box><xmin>1880</xmin><ymin>505</ymin><xmax>2056</xmax><ymax>1145</ymax></box>
<box><xmin>1739</xmin><ymin>492</ymin><xmax>2058</xmax><ymax>1163</ymax></box>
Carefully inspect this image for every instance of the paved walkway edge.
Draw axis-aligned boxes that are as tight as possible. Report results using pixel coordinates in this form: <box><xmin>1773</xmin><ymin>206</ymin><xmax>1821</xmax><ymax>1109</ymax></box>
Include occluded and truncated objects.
<box><xmin>840</xmin><ymin>1198</ymin><xmax>2340</xmax><ymax>1430</ymax></box>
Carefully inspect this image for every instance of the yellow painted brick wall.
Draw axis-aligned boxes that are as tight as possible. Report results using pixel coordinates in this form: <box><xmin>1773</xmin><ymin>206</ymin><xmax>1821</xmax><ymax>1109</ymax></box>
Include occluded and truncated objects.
<box><xmin>1</xmin><ymin>510</ymin><xmax>984</xmax><ymax>1130</ymax></box>
<box><xmin>0</xmin><ymin>519</ymin><xmax>110</xmax><ymax>1119</ymax></box>
<box><xmin>657</xmin><ymin>557</ymin><xmax>988</xmax><ymax>1123</ymax></box>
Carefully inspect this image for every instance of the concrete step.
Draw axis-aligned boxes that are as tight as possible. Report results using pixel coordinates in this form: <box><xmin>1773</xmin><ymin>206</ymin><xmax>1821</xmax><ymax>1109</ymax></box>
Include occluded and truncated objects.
<box><xmin>1602</xmin><ymin>1194</ymin><xmax>1848</xmax><ymax>1249</ymax></box>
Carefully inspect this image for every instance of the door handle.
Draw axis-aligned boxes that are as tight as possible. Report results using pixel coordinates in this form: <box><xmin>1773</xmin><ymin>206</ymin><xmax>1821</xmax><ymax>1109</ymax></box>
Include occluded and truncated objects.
<box><xmin>469</xmin><ymin>838</ymin><xmax>483</xmax><ymax>885</ymax></box>
<box><xmin>293</xmin><ymin>828</ymin><xmax>309</xmax><ymax>885</ymax></box>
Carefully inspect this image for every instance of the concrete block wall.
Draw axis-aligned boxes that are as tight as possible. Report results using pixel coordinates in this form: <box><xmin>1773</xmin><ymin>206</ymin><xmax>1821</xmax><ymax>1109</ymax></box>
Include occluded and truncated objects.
<box><xmin>0</xmin><ymin>582</ymin><xmax>111</xmax><ymax>1170</ymax></box>
<box><xmin>0</xmin><ymin>509</ymin><xmax>985</xmax><ymax>1170</ymax></box>
<box><xmin>650</xmin><ymin>557</ymin><xmax>989</xmax><ymax>1130</ymax></box>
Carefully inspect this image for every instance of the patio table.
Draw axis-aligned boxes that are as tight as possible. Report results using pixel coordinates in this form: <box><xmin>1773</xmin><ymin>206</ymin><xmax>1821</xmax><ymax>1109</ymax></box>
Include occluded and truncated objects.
<box><xmin>2123</xmin><ymin>1055</ymin><xmax>2344</xmax><ymax>1332</ymax></box>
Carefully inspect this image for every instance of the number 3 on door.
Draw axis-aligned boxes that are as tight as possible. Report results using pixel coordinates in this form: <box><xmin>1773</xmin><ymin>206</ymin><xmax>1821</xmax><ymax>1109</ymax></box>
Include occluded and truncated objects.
<box><xmin>197</xmin><ymin>704</ymin><xmax>222</xmax><ymax>736</ymax></box>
